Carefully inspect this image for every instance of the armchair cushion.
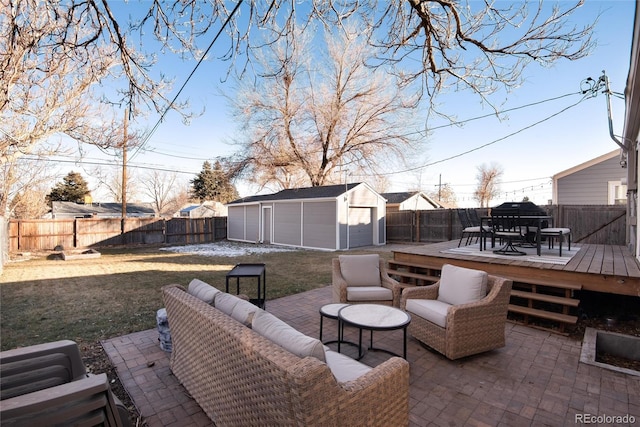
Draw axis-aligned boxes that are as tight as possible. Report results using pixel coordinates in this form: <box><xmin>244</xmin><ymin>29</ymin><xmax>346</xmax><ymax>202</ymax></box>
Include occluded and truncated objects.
<box><xmin>188</xmin><ymin>278</ymin><xmax>220</xmax><ymax>304</ymax></box>
<box><xmin>324</xmin><ymin>350</ymin><xmax>372</xmax><ymax>383</ymax></box>
<box><xmin>252</xmin><ymin>309</ymin><xmax>326</xmax><ymax>362</ymax></box>
<box><xmin>347</xmin><ymin>286</ymin><xmax>393</xmax><ymax>302</ymax></box>
<box><xmin>338</xmin><ymin>254</ymin><xmax>380</xmax><ymax>287</ymax></box>
<box><xmin>437</xmin><ymin>264</ymin><xmax>487</xmax><ymax>306</ymax></box>
<box><xmin>405</xmin><ymin>299</ymin><xmax>450</xmax><ymax>328</ymax></box>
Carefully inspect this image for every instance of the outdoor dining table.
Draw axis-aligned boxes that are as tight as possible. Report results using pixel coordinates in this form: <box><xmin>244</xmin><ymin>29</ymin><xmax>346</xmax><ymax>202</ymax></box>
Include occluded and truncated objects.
<box><xmin>480</xmin><ymin>215</ymin><xmax>554</xmax><ymax>256</ymax></box>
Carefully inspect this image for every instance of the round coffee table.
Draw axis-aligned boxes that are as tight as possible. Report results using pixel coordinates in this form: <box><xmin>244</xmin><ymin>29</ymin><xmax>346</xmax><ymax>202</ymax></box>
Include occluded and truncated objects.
<box><xmin>319</xmin><ymin>303</ymin><xmax>350</xmax><ymax>344</ymax></box>
<box><xmin>338</xmin><ymin>304</ymin><xmax>411</xmax><ymax>360</ymax></box>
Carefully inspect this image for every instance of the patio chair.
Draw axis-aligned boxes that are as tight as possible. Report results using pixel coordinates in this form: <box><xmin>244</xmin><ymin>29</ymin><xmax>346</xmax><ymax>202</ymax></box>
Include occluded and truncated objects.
<box><xmin>0</xmin><ymin>340</ymin><xmax>131</xmax><ymax>426</ymax></box>
<box><xmin>540</xmin><ymin>227</ymin><xmax>572</xmax><ymax>256</ymax></box>
<box><xmin>457</xmin><ymin>209</ymin><xmax>481</xmax><ymax>247</ymax></box>
<box><xmin>491</xmin><ymin>213</ymin><xmax>528</xmax><ymax>255</ymax></box>
<box><xmin>332</xmin><ymin>254</ymin><xmax>402</xmax><ymax>307</ymax></box>
<box><xmin>400</xmin><ymin>264</ymin><xmax>513</xmax><ymax>360</ymax></box>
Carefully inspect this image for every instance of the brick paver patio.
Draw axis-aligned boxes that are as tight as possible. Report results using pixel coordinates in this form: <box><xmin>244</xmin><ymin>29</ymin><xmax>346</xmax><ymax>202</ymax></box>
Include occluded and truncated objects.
<box><xmin>103</xmin><ymin>286</ymin><xmax>640</xmax><ymax>427</ymax></box>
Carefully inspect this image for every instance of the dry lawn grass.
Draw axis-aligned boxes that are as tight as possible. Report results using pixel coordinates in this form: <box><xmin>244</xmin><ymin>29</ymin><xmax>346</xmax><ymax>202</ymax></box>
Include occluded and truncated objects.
<box><xmin>0</xmin><ymin>243</ymin><xmax>392</xmax><ymax>351</ymax></box>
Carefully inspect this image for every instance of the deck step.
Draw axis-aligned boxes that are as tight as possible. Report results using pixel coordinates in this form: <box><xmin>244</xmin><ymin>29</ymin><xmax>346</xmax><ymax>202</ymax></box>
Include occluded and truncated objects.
<box><xmin>508</xmin><ymin>304</ymin><xmax>578</xmax><ymax>324</ymax></box>
<box><xmin>510</xmin><ymin>290</ymin><xmax>580</xmax><ymax>307</ymax></box>
<box><xmin>387</xmin><ymin>261</ymin><xmax>440</xmax><ymax>285</ymax></box>
<box><xmin>388</xmin><ymin>270</ymin><xmax>440</xmax><ymax>283</ymax></box>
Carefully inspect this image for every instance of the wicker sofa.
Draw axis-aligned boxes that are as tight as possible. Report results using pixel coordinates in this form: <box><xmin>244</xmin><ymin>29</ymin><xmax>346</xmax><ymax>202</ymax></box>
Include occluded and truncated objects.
<box><xmin>162</xmin><ymin>281</ymin><xmax>410</xmax><ymax>426</ymax></box>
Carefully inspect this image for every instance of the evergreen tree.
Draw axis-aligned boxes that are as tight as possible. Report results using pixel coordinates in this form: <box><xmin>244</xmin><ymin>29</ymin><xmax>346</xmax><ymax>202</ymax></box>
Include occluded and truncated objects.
<box><xmin>47</xmin><ymin>171</ymin><xmax>91</xmax><ymax>204</ymax></box>
<box><xmin>190</xmin><ymin>161</ymin><xmax>239</xmax><ymax>203</ymax></box>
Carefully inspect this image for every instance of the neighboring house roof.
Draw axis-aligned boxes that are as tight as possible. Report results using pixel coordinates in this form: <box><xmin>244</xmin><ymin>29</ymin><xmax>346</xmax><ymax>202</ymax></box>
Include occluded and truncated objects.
<box><xmin>227</xmin><ymin>183</ymin><xmax>362</xmax><ymax>204</ymax></box>
<box><xmin>552</xmin><ymin>150</ymin><xmax>623</xmax><ymax>181</ymax></box>
<box><xmin>381</xmin><ymin>191</ymin><xmax>446</xmax><ymax>209</ymax></box>
<box><xmin>50</xmin><ymin>201</ymin><xmax>156</xmax><ymax>217</ymax></box>
<box><xmin>181</xmin><ymin>205</ymin><xmax>200</xmax><ymax>213</ymax></box>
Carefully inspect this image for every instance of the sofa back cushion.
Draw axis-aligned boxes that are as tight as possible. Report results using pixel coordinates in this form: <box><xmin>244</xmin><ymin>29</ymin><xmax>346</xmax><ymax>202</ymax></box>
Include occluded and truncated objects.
<box><xmin>437</xmin><ymin>264</ymin><xmax>487</xmax><ymax>306</ymax></box>
<box><xmin>252</xmin><ymin>310</ymin><xmax>326</xmax><ymax>362</ymax></box>
<box><xmin>214</xmin><ymin>293</ymin><xmax>258</xmax><ymax>327</ymax></box>
<box><xmin>187</xmin><ymin>279</ymin><xmax>220</xmax><ymax>304</ymax></box>
<box><xmin>338</xmin><ymin>254</ymin><xmax>380</xmax><ymax>287</ymax></box>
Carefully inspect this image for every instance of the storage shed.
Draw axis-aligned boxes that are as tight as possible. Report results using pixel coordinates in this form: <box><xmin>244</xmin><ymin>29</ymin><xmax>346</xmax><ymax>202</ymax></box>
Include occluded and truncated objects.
<box><xmin>226</xmin><ymin>183</ymin><xmax>386</xmax><ymax>250</ymax></box>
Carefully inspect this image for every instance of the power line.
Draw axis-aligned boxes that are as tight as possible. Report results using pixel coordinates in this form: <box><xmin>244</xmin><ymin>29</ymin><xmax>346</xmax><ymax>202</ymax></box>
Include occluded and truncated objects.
<box><xmin>21</xmin><ymin>156</ymin><xmax>198</xmax><ymax>175</ymax></box>
<box><xmin>130</xmin><ymin>0</ymin><xmax>244</xmax><ymax>161</ymax></box>
<box><xmin>375</xmin><ymin>93</ymin><xmax>592</xmax><ymax>176</ymax></box>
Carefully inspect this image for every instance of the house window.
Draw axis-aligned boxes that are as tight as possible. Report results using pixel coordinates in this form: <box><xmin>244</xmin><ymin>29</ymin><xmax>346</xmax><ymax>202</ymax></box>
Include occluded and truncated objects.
<box><xmin>608</xmin><ymin>181</ymin><xmax>627</xmax><ymax>205</ymax></box>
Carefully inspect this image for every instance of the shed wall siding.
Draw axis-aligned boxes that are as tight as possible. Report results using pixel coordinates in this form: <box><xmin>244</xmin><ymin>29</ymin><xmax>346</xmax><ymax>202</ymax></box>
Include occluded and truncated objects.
<box><xmin>302</xmin><ymin>201</ymin><xmax>336</xmax><ymax>249</ymax></box>
<box><xmin>557</xmin><ymin>156</ymin><xmax>626</xmax><ymax>204</ymax></box>
<box><xmin>349</xmin><ymin>185</ymin><xmax>378</xmax><ymax>205</ymax></box>
<box><xmin>246</xmin><ymin>205</ymin><xmax>260</xmax><ymax>242</ymax></box>
<box><xmin>228</xmin><ymin>206</ymin><xmax>245</xmax><ymax>240</ymax></box>
<box><xmin>273</xmin><ymin>202</ymin><xmax>302</xmax><ymax>246</ymax></box>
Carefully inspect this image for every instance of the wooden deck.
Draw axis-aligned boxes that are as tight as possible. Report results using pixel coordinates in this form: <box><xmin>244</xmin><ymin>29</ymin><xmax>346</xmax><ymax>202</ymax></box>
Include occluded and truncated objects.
<box><xmin>392</xmin><ymin>241</ymin><xmax>640</xmax><ymax>297</ymax></box>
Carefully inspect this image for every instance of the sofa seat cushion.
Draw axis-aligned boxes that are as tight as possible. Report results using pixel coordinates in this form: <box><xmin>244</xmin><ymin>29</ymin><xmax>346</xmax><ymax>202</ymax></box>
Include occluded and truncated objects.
<box><xmin>338</xmin><ymin>254</ymin><xmax>380</xmax><ymax>287</ymax></box>
<box><xmin>324</xmin><ymin>350</ymin><xmax>372</xmax><ymax>383</ymax></box>
<box><xmin>347</xmin><ymin>286</ymin><xmax>393</xmax><ymax>302</ymax></box>
<box><xmin>405</xmin><ymin>299</ymin><xmax>451</xmax><ymax>328</ymax></box>
<box><xmin>252</xmin><ymin>310</ymin><xmax>326</xmax><ymax>362</ymax></box>
<box><xmin>187</xmin><ymin>279</ymin><xmax>220</xmax><ymax>304</ymax></box>
<box><xmin>437</xmin><ymin>264</ymin><xmax>487</xmax><ymax>306</ymax></box>
<box><xmin>214</xmin><ymin>293</ymin><xmax>258</xmax><ymax>326</ymax></box>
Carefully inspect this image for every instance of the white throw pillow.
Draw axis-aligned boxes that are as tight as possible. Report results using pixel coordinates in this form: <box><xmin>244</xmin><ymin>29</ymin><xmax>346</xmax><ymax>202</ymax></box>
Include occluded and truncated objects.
<box><xmin>214</xmin><ymin>292</ymin><xmax>241</xmax><ymax>316</ymax></box>
<box><xmin>324</xmin><ymin>350</ymin><xmax>372</xmax><ymax>383</ymax></box>
<box><xmin>187</xmin><ymin>279</ymin><xmax>220</xmax><ymax>304</ymax></box>
<box><xmin>338</xmin><ymin>254</ymin><xmax>380</xmax><ymax>287</ymax></box>
<box><xmin>437</xmin><ymin>264</ymin><xmax>487</xmax><ymax>306</ymax></box>
<box><xmin>229</xmin><ymin>298</ymin><xmax>259</xmax><ymax>326</ymax></box>
<box><xmin>252</xmin><ymin>310</ymin><xmax>326</xmax><ymax>362</ymax></box>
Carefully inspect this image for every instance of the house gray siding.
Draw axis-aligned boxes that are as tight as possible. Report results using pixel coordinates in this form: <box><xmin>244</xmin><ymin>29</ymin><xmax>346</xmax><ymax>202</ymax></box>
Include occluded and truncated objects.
<box><xmin>273</xmin><ymin>202</ymin><xmax>302</xmax><ymax>246</ymax></box>
<box><xmin>557</xmin><ymin>156</ymin><xmax>626</xmax><ymax>204</ymax></box>
<box><xmin>302</xmin><ymin>201</ymin><xmax>336</xmax><ymax>249</ymax></box>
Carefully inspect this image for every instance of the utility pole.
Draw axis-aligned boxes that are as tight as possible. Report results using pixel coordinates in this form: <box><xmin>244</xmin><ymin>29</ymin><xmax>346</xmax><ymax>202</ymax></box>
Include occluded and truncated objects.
<box><xmin>121</xmin><ymin>106</ymin><xmax>128</xmax><ymax>220</ymax></box>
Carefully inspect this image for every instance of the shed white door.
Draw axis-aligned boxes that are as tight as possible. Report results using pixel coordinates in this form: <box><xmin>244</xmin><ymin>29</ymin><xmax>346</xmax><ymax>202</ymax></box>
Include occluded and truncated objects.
<box><xmin>348</xmin><ymin>207</ymin><xmax>373</xmax><ymax>248</ymax></box>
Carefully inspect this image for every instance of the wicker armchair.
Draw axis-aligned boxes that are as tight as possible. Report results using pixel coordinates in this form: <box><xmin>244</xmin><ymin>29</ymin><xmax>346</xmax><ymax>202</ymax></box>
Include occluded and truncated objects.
<box><xmin>332</xmin><ymin>254</ymin><xmax>402</xmax><ymax>307</ymax></box>
<box><xmin>400</xmin><ymin>265</ymin><xmax>512</xmax><ymax>360</ymax></box>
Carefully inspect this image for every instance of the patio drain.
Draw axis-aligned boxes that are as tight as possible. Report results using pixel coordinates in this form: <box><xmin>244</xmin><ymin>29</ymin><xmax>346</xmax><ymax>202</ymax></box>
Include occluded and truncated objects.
<box><xmin>580</xmin><ymin>327</ymin><xmax>640</xmax><ymax>376</ymax></box>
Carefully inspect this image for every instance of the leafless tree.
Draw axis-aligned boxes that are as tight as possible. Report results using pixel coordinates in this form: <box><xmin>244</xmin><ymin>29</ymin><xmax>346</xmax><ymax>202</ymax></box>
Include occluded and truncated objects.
<box><xmin>0</xmin><ymin>156</ymin><xmax>56</xmax><ymax>217</ymax></box>
<box><xmin>2</xmin><ymin>0</ymin><xmax>595</xmax><ymax>164</ymax></box>
<box><xmin>230</xmin><ymin>24</ymin><xmax>422</xmax><ymax>188</ymax></box>
<box><xmin>474</xmin><ymin>163</ymin><xmax>503</xmax><ymax>208</ymax></box>
<box><xmin>140</xmin><ymin>170</ymin><xmax>181</xmax><ymax>216</ymax></box>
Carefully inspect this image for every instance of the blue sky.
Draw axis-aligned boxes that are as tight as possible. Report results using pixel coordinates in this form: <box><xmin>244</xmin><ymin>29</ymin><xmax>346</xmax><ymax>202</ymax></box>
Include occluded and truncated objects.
<box><xmin>55</xmin><ymin>0</ymin><xmax>636</xmax><ymax>207</ymax></box>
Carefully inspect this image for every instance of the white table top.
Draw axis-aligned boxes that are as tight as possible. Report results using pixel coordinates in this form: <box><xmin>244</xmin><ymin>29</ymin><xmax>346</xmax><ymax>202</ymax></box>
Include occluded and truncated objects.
<box><xmin>338</xmin><ymin>304</ymin><xmax>410</xmax><ymax>329</ymax></box>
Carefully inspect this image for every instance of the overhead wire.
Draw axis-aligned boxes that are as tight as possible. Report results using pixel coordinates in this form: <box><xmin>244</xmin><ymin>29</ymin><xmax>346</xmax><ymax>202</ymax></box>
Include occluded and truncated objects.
<box><xmin>373</xmin><ymin>92</ymin><xmax>593</xmax><ymax>177</ymax></box>
<box><xmin>129</xmin><ymin>0</ymin><xmax>244</xmax><ymax>162</ymax></box>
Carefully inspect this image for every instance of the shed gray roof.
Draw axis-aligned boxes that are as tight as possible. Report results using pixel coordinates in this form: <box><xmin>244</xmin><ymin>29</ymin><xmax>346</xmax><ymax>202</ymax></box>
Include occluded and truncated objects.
<box><xmin>228</xmin><ymin>183</ymin><xmax>361</xmax><ymax>204</ymax></box>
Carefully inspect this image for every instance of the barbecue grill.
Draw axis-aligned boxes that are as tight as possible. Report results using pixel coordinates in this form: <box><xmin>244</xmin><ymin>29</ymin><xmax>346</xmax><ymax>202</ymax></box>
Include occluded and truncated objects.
<box><xmin>490</xmin><ymin>202</ymin><xmax>550</xmax><ymax>228</ymax></box>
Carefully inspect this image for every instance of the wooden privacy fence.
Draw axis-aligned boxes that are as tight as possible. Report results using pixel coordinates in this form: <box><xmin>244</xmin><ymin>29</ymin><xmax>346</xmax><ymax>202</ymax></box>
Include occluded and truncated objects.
<box><xmin>9</xmin><ymin>217</ymin><xmax>228</xmax><ymax>252</ymax></box>
<box><xmin>386</xmin><ymin>205</ymin><xmax>627</xmax><ymax>246</ymax></box>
